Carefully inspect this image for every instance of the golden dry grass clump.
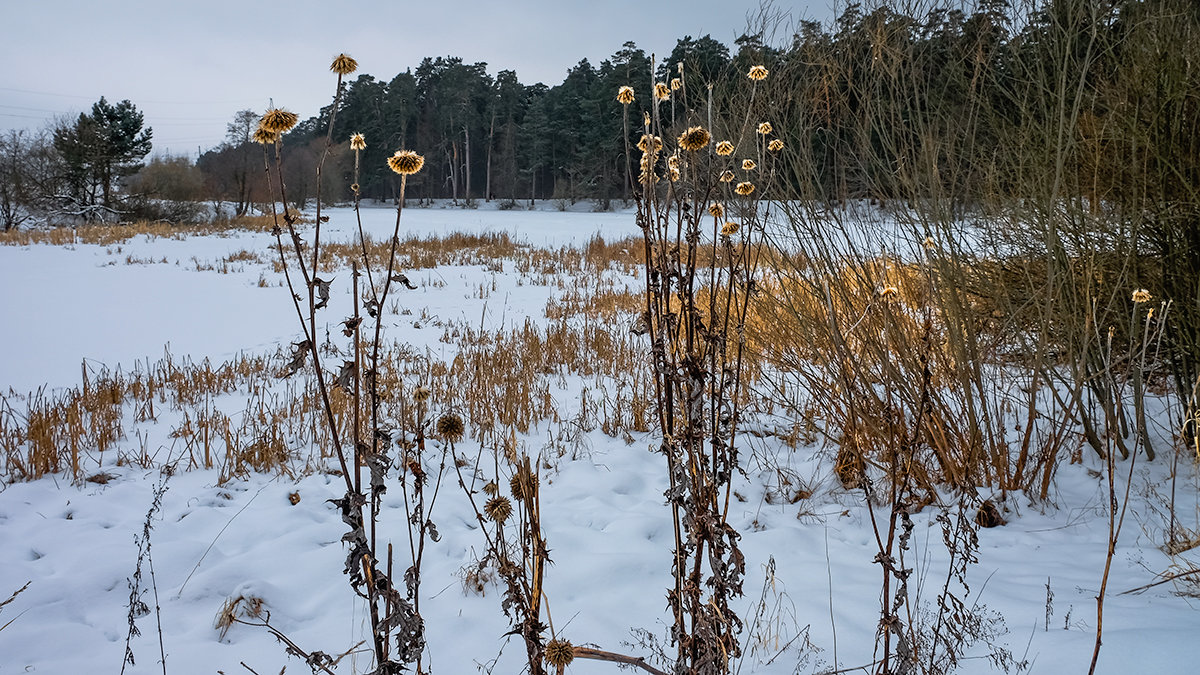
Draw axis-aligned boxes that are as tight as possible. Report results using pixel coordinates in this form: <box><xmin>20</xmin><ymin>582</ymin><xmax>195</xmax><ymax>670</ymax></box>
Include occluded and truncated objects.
<box><xmin>259</xmin><ymin>108</ymin><xmax>299</xmax><ymax>135</ymax></box>
<box><xmin>678</xmin><ymin>126</ymin><xmax>711</xmax><ymax>152</ymax></box>
<box><xmin>330</xmin><ymin>53</ymin><xmax>358</xmax><ymax>75</ymax></box>
<box><xmin>617</xmin><ymin>85</ymin><xmax>635</xmax><ymax>104</ymax></box>
<box><xmin>747</xmin><ymin>65</ymin><xmax>769</xmax><ymax>81</ymax></box>
<box><xmin>349</xmin><ymin>133</ymin><xmax>366</xmax><ymax>151</ymax></box>
<box><xmin>388</xmin><ymin>150</ymin><xmax>425</xmax><ymax>175</ymax></box>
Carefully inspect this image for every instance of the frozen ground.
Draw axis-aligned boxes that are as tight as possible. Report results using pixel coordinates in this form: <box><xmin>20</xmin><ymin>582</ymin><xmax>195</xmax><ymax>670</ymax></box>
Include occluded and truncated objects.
<box><xmin>1</xmin><ymin>205</ymin><xmax>1198</xmax><ymax>674</ymax></box>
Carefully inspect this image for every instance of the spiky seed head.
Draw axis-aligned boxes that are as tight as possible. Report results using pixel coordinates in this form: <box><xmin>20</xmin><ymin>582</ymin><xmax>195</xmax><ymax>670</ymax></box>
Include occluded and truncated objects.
<box><xmin>637</xmin><ymin>134</ymin><xmax>663</xmax><ymax>154</ymax></box>
<box><xmin>719</xmin><ymin>170</ymin><xmax>736</xmax><ymax>183</ymax></box>
<box><xmin>735</xmin><ymin>181</ymin><xmax>755</xmax><ymax>196</ymax></box>
<box><xmin>617</xmin><ymin>86</ymin><xmax>635</xmax><ymax>105</ymax></box>
<box><xmin>654</xmin><ymin>82</ymin><xmax>671</xmax><ymax>100</ymax></box>
<box><xmin>742</xmin><ymin>159</ymin><xmax>757</xmax><ymax>171</ymax></box>
<box><xmin>349</xmin><ymin>133</ymin><xmax>366</xmax><ymax>150</ymax></box>
<box><xmin>482</xmin><ymin>480</ymin><xmax>500</xmax><ymax>496</ymax></box>
<box><xmin>260</xmin><ymin>108</ymin><xmax>299</xmax><ymax>134</ymax></box>
<box><xmin>331</xmin><ymin>53</ymin><xmax>358</xmax><ymax>76</ymax></box>
<box><xmin>413</xmin><ymin>385</ymin><xmax>431</xmax><ymax>402</ymax></box>
<box><xmin>678</xmin><ymin>126</ymin><xmax>711</xmax><ymax>152</ymax></box>
<box><xmin>1132</xmin><ymin>289</ymin><xmax>1152</xmax><ymax>303</ymax></box>
<box><xmin>509</xmin><ymin>463</ymin><xmax>538</xmax><ymax>501</ymax></box>
<box><xmin>879</xmin><ymin>286</ymin><xmax>900</xmax><ymax>299</ymax></box>
<box><xmin>436</xmin><ymin>413</ymin><xmax>465</xmax><ymax>442</ymax></box>
<box><xmin>721</xmin><ymin>221</ymin><xmax>740</xmax><ymax>236</ymax></box>
<box><xmin>253</xmin><ymin>126</ymin><xmax>280</xmax><ymax>145</ymax></box>
<box><xmin>668</xmin><ymin>166</ymin><xmax>681</xmax><ymax>182</ymax></box>
<box><xmin>544</xmin><ymin>639</ymin><xmax>575</xmax><ymax>668</ymax></box>
<box><xmin>350</xmin><ymin>182</ymin><xmax>360</xmax><ymax>193</ymax></box>
<box><xmin>670</xmin><ymin>77</ymin><xmax>682</xmax><ymax>91</ymax></box>
<box><xmin>715</xmin><ymin>140</ymin><xmax>734</xmax><ymax>156</ymax></box>
<box><xmin>768</xmin><ymin>138</ymin><xmax>784</xmax><ymax>152</ymax></box>
<box><xmin>747</xmin><ymin>65</ymin><xmax>769</xmax><ymax>81</ymax></box>
<box><xmin>757</xmin><ymin>122</ymin><xmax>773</xmax><ymax>135</ymax></box>
<box><xmin>388</xmin><ymin>150</ymin><xmax>425</xmax><ymax>175</ymax></box>
<box><xmin>923</xmin><ymin>236</ymin><xmax>936</xmax><ymax>250</ymax></box>
<box><xmin>667</xmin><ymin>155</ymin><xmax>680</xmax><ymax>171</ymax></box>
<box><xmin>484</xmin><ymin>496</ymin><xmax>513</xmax><ymax>523</ymax></box>
<box><xmin>708</xmin><ymin>203</ymin><xmax>724</xmax><ymax>218</ymax></box>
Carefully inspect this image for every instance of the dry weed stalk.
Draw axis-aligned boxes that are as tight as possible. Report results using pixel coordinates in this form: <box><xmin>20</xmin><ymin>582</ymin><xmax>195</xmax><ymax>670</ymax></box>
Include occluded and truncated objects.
<box><xmin>624</xmin><ymin>57</ymin><xmax>782</xmax><ymax>674</ymax></box>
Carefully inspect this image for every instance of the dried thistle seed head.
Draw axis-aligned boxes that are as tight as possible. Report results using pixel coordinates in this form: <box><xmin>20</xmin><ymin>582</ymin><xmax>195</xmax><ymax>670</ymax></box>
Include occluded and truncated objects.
<box><xmin>757</xmin><ymin>122</ymin><xmax>773</xmax><ymax>135</ymax></box>
<box><xmin>436</xmin><ymin>412</ymin><xmax>465</xmax><ymax>441</ymax></box>
<box><xmin>768</xmin><ymin>138</ymin><xmax>784</xmax><ymax>152</ymax></box>
<box><xmin>509</xmin><ymin>464</ymin><xmax>538</xmax><ymax>501</ymax></box>
<box><xmin>388</xmin><ymin>149</ymin><xmax>425</xmax><ymax>175</ymax></box>
<box><xmin>260</xmin><ymin>108</ymin><xmax>299</xmax><ymax>134</ymax></box>
<box><xmin>670</xmin><ymin>77</ymin><xmax>681</xmax><ymax>91</ymax></box>
<box><xmin>484</xmin><ymin>495</ymin><xmax>513</xmax><ymax>523</ymax></box>
<box><xmin>413</xmin><ymin>385</ymin><xmax>432</xmax><ymax>402</ymax></box>
<box><xmin>637</xmin><ymin>134</ymin><xmax>663</xmax><ymax>154</ymax></box>
<box><xmin>721</xmin><ymin>221</ymin><xmax>740</xmax><ymax>236</ymax></box>
<box><xmin>923</xmin><ymin>236</ymin><xmax>936</xmax><ymax>250</ymax></box>
<box><xmin>654</xmin><ymin>82</ymin><xmax>671</xmax><ymax>100</ymax></box>
<box><xmin>667</xmin><ymin>154</ymin><xmax>680</xmax><ymax>171</ymax></box>
<box><xmin>288</xmin><ymin>491</ymin><xmax>301</xmax><ymax>505</ymax></box>
<box><xmin>1131</xmin><ymin>288</ymin><xmax>1151</xmax><ymax>303</ymax></box>
<box><xmin>639</xmin><ymin>169</ymin><xmax>660</xmax><ymax>185</ymax></box>
<box><xmin>544</xmin><ymin>639</ymin><xmax>575</xmax><ymax>668</ymax></box>
<box><xmin>331</xmin><ymin>53</ymin><xmax>358</xmax><ymax>75</ymax></box>
<box><xmin>349</xmin><ymin>132</ymin><xmax>366</xmax><ymax>150</ymax></box>
<box><xmin>747</xmin><ymin>65</ymin><xmax>769</xmax><ymax>81</ymax></box>
<box><xmin>715</xmin><ymin>140</ymin><xmax>734</xmax><ymax>156</ymax></box>
<box><xmin>668</xmin><ymin>166</ymin><xmax>681</xmax><ymax>181</ymax></box>
<box><xmin>735</xmin><ymin>181</ymin><xmax>755</xmax><ymax>195</ymax></box>
<box><xmin>253</xmin><ymin>126</ymin><xmax>280</xmax><ymax>145</ymax></box>
<box><xmin>719</xmin><ymin>170</ymin><xmax>735</xmax><ymax>183</ymax></box>
<box><xmin>742</xmin><ymin>159</ymin><xmax>757</xmax><ymax>171</ymax></box>
<box><xmin>617</xmin><ymin>85</ymin><xmax>635</xmax><ymax>104</ymax></box>
<box><xmin>482</xmin><ymin>480</ymin><xmax>499</xmax><ymax>496</ymax></box>
<box><xmin>708</xmin><ymin>203</ymin><xmax>724</xmax><ymax>218</ymax></box>
<box><xmin>677</xmin><ymin>125</ymin><xmax>711</xmax><ymax>152</ymax></box>
<box><xmin>879</xmin><ymin>285</ymin><xmax>900</xmax><ymax>299</ymax></box>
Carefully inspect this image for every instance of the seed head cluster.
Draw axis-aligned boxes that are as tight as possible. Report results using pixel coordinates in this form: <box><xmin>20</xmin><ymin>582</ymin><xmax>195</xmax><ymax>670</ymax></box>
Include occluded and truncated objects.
<box><xmin>678</xmin><ymin>126</ymin><xmax>711</xmax><ymax>152</ymax></box>
<box><xmin>388</xmin><ymin>150</ymin><xmax>426</xmax><ymax>176</ymax></box>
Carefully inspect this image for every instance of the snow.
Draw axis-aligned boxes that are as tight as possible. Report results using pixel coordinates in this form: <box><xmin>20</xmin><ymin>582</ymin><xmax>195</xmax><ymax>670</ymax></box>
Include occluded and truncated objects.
<box><xmin>1</xmin><ymin>205</ymin><xmax>1198</xmax><ymax>674</ymax></box>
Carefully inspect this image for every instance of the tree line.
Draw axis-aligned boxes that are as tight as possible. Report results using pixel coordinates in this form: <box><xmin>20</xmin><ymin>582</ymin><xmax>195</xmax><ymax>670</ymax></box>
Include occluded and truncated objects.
<box><xmin>1</xmin><ymin>0</ymin><xmax>1196</xmax><ymax>226</ymax></box>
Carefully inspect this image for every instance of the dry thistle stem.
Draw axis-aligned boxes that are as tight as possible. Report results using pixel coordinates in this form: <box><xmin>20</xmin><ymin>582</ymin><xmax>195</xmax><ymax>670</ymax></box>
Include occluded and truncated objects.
<box><xmin>617</xmin><ymin>85</ymin><xmax>635</xmax><ymax>105</ymax></box>
<box><xmin>388</xmin><ymin>150</ymin><xmax>426</xmax><ymax>175</ymax></box>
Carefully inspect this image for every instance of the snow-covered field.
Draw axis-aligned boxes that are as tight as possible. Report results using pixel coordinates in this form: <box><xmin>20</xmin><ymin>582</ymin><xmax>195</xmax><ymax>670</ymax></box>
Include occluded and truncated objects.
<box><xmin>1</xmin><ymin>204</ymin><xmax>1198</xmax><ymax>674</ymax></box>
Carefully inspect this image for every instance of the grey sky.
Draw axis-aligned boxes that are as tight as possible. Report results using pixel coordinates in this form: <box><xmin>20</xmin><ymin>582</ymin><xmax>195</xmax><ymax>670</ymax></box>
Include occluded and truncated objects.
<box><xmin>1</xmin><ymin>1</ymin><xmax>833</xmax><ymax>158</ymax></box>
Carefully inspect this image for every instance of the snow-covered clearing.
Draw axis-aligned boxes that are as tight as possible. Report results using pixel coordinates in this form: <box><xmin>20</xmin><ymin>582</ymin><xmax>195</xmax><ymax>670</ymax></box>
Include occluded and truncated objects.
<box><xmin>1</xmin><ymin>203</ymin><xmax>1197</xmax><ymax>674</ymax></box>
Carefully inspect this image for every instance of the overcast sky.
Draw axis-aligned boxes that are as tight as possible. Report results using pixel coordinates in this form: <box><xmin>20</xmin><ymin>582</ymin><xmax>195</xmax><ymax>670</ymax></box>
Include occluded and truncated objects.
<box><xmin>1</xmin><ymin>0</ymin><xmax>835</xmax><ymax>158</ymax></box>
